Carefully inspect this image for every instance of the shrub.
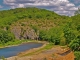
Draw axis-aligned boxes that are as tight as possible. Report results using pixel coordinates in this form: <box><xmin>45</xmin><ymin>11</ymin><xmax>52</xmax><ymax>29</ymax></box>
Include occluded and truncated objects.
<box><xmin>74</xmin><ymin>51</ymin><xmax>80</xmax><ymax>60</ymax></box>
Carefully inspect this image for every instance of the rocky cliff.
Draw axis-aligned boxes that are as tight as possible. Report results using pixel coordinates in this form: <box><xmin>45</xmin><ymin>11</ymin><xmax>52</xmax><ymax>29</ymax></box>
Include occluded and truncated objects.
<box><xmin>10</xmin><ymin>19</ymin><xmax>55</xmax><ymax>40</ymax></box>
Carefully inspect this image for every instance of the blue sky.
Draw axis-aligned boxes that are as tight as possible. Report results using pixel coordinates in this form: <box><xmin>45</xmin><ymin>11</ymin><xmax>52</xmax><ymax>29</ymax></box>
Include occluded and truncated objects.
<box><xmin>0</xmin><ymin>0</ymin><xmax>80</xmax><ymax>16</ymax></box>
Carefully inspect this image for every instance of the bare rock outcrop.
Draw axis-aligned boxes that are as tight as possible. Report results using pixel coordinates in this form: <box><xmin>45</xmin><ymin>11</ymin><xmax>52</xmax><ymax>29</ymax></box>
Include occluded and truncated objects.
<box><xmin>10</xmin><ymin>26</ymin><xmax>39</xmax><ymax>40</ymax></box>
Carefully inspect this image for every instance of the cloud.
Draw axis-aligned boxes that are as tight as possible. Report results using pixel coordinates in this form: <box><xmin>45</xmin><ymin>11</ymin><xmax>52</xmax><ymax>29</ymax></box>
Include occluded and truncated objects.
<box><xmin>0</xmin><ymin>5</ymin><xmax>3</xmax><ymax>8</ymax></box>
<box><xmin>3</xmin><ymin>0</ymin><xmax>78</xmax><ymax>16</ymax></box>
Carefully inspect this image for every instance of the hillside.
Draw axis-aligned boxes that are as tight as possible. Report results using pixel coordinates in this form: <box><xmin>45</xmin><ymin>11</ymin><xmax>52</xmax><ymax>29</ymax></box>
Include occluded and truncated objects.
<box><xmin>0</xmin><ymin>7</ymin><xmax>70</xmax><ymax>40</ymax></box>
<box><xmin>0</xmin><ymin>7</ymin><xmax>80</xmax><ymax>60</ymax></box>
<box><xmin>0</xmin><ymin>7</ymin><xmax>69</xmax><ymax>27</ymax></box>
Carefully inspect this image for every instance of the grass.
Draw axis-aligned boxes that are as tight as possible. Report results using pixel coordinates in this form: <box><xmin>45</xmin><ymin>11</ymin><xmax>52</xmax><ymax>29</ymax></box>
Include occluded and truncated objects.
<box><xmin>0</xmin><ymin>39</ymin><xmax>37</xmax><ymax>48</ymax></box>
<box><xmin>0</xmin><ymin>56</ymin><xmax>7</xmax><ymax>60</ymax></box>
<box><xmin>22</xmin><ymin>43</ymin><xmax>53</xmax><ymax>56</ymax></box>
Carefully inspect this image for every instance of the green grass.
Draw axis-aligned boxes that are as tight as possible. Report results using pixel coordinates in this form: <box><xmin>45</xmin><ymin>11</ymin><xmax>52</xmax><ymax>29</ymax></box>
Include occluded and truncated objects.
<box><xmin>0</xmin><ymin>56</ymin><xmax>7</xmax><ymax>60</ymax></box>
<box><xmin>0</xmin><ymin>39</ymin><xmax>34</xmax><ymax>48</ymax></box>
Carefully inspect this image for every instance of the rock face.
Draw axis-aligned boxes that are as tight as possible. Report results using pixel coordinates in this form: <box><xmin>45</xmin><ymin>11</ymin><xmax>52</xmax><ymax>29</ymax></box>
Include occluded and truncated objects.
<box><xmin>10</xmin><ymin>26</ymin><xmax>39</xmax><ymax>40</ymax></box>
<box><xmin>11</xmin><ymin>26</ymin><xmax>21</xmax><ymax>39</ymax></box>
<box><xmin>10</xmin><ymin>19</ymin><xmax>55</xmax><ymax>40</ymax></box>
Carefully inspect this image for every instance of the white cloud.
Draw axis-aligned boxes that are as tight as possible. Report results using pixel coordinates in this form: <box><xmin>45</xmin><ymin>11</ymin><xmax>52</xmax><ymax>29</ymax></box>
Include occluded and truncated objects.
<box><xmin>66</xmin><ymin>3</ymin><xmax>75</xmax><ymax>6</ymax></box>
<box><xmin>18</xmin><ymin>4</ymin><xmax>24</xmax><ymax>7</ymax></box>
<box><xmin>3</xmin><ymin>0</ymin><xmax>78</xmax><ymax>16</ymax></box>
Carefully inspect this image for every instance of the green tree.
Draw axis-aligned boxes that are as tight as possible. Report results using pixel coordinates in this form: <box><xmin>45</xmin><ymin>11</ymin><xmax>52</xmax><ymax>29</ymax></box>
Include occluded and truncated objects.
<box><xmin>69</xmin><ymin>39</ymin><xmax>80</xmax><ymax>51</ymax></box>
<box><xmin>63</xmin><ymin>23</ymin><xmax>75</xmax><ymax>44</ymax></box>
<box><xmin>0</xmin><ymin>30</ymin><xmax>15</xmax><ymax>44</ymax></box>
<box><xmin>39</xmin><ymin>30</ymin><xmax>47</xmax><ymax>40</ymax></box>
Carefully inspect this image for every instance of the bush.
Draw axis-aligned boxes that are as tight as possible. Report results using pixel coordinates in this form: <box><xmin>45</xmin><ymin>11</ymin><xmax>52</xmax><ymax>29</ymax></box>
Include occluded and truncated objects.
<box><xmin>69</xmin><ymin>40</ymin><xmax>80</xmax><ymax>51</ymax></box>
<box><xmin>0</xmin><ymin>30</ymin><xmax>15</xmax><ymax>44</ymax></box>
<box><xmin>74</xmin><ymin>51</ymin><xmax>80</xmax><ymax>60</ymax></box>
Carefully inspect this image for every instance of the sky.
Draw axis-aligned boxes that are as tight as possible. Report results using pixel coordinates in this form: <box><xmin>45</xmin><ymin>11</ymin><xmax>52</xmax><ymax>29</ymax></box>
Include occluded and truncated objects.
<box><xmin>0</xmin><ymin>0</ymin><xmax>80</xmax><ymax>16</ymax></box>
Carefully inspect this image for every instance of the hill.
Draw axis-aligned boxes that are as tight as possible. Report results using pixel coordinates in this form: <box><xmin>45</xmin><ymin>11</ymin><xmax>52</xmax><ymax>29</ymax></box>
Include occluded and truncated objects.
<box><xmin>0</xmin><ymin>7</ymin><xmax>69</xmax><ymax>27</ymax></box>
<box><xmin>0</xmin><ymin>7</ymin><xmax>80</xmax><ymax>52</ymax></box>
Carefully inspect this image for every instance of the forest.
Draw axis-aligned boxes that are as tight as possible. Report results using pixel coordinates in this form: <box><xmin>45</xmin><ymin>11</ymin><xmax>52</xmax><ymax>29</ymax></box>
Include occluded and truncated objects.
<box><xmin>0</xmin><ymin>7</ymin><xmax>80</xmax><ymax>60</ymax></box>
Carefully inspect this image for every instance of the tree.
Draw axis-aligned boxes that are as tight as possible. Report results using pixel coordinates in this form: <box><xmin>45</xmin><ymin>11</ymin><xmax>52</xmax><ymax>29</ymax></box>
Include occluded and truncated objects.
<box><xmin>63</xmin><ymin>23</ymin><xmax>76</xmax><ymax>44</ymax></box>
<box><xmin>0</xmin><ymin>30</ymin><xmax>15</xmax><ymax>44</ymax></box>
<box><xmin>77</xmin><ymin>25</ymin><xmax>80</xmax><ymax>31</ymax></box>
<box><xmin>46</xmin><ymin>27</ymin><xmax>62</xmax><ymax>45</ymax></box>
<box><xmin>39</xmin><ymin>30</ymin><xmax>47</xmax><ymax>40</ymax></box>
<box><xmin>69</xmin><ymin>39</ymin><xmax>80</xmax><ymax>51</ymax></box>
